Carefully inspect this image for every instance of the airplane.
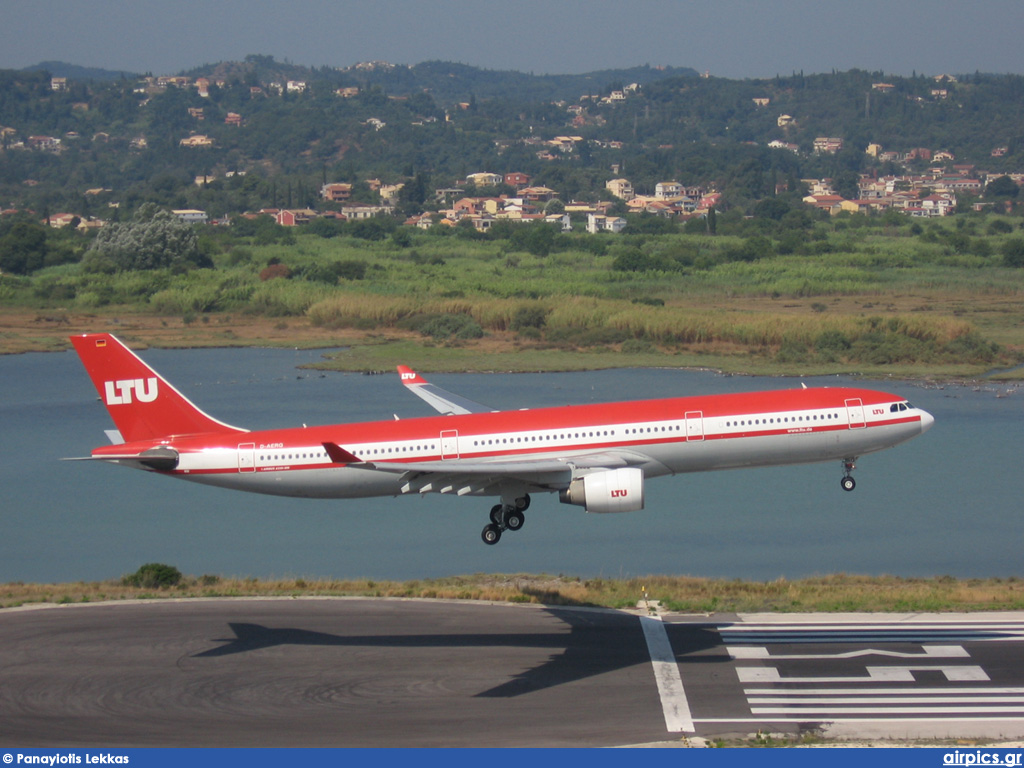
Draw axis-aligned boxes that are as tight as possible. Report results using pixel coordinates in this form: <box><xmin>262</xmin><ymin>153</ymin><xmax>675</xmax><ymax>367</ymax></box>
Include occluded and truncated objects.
<box><xmin>68</xmin><ymin>332</ymin><xmax>934</xmax><ymax>546</ymax></box>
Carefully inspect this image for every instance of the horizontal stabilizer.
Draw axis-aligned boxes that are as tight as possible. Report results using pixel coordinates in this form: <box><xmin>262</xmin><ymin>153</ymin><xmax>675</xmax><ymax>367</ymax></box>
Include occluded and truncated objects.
<box><xmin>63</xmin><ymin>446</ymin><xmax>179</xmax><ymax>471</ymax></box>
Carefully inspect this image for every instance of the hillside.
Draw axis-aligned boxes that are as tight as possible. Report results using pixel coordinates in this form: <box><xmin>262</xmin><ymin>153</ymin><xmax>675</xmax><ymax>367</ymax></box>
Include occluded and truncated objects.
<box><xmin>3</xmin><ymin>60</ymin><xmax>1023</xmax><ymax>218</ymax></box>
<box><xmin>23</xmin><ymin>61</ymin><xmax>140</xmax><ymax>81</ymax></box>
<box><xmin>176</xmin><ymin>55</ymin><xmax>699</xmax><ymax>104</ymax></box>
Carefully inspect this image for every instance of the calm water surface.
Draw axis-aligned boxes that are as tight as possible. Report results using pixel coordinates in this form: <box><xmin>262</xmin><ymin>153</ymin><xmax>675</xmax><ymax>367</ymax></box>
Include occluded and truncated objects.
<box><xmin>1</xmin><ymin>346</ymin><xmax>1021</xmax><ymax>582</ymax></box>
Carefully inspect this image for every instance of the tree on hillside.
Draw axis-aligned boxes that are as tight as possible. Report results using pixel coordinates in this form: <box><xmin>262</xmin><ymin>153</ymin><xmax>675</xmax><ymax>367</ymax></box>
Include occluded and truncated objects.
<box><xmin>1001</xmin><ymin>238</ymin><xmax>1024</xmax><ymax>268</ymax></box>
<box><xmin>986</xmin><ymin>175</ymin><xmax>1019</xmax><ymax>199</ymax></box>
<box><xmin>0</xmin><ymin>220</ymin><xmax>49</xmax><ymax>275</ymax></box>
<box><xmin>82</xmin><ymin>203</ymin><xmax>210</xmax><ymax>272</ymax></box>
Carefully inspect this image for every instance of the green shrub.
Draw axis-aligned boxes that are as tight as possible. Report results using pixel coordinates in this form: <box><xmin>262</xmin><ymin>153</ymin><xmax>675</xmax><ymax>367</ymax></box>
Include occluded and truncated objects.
<box><xmin>122</xmin><ymin>563</ymin><xmax>182</xmax><ymax>589</ymax></box>
<box><xmin>420</xmin><ymin>313</ymin><xmax>484</xmax><ymax>340</ymax></box>
<box><xmin>1001</xmin><ymin>238</ymin><xmax>1024</xmax><ymax>268</ymax></box>
<box><xmin>510</xmin><ymin>304</ymin><xmax>549</xmax><ymax>330</ymax></box>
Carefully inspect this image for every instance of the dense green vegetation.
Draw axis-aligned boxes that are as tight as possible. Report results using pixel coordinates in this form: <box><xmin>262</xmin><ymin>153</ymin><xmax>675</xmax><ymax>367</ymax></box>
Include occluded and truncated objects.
<box><xmin>3</xmin><ymin>206</ymin><xmax>1022</xmax><ymax>376</ymax></box>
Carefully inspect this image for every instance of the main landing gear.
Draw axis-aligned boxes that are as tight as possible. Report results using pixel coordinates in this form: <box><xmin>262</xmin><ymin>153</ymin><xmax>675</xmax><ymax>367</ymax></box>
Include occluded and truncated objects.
<box><xmin>481</xmin><ymin>494</ymin><xmax>530</xmax><ymax>545</ymax></box>
<box><xmin>840</xmin><ymin>459</ymin><xmax>857</xmax><ymax>492</ymax></box>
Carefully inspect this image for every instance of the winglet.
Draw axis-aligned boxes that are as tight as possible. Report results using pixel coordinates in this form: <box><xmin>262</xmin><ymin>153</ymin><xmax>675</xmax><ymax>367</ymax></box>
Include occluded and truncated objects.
<box><xmin>395</xmin><ymin>365</ymin><xmax>493</xmax><ymax>415</ymax></box>
<box><xmin>397</xmin><ymin>365</ymin><xmax>429</xmax><ymax>386</ymax></box>
<box><xmin>322</xmin><ymin>442</ymin><xmax>361</xmax><ymax>465</ymax></box>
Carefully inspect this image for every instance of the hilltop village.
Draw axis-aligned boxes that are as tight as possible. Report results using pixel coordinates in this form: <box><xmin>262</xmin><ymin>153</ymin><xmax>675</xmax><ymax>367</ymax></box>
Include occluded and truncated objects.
<box><xmin>2</xmin><ymin>63</ymin><xmax>1023</xmax><ymax>234</ymax></box>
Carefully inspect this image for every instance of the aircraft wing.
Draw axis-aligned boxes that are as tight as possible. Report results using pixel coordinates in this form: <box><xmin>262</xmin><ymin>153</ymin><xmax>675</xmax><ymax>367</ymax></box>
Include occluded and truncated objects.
<box><xmin>323</xmin><ymin>441</ymin><xmax>658</xmax><ymax>496</ymax></box>
<box><xmin>397</xmin><ymin>365</ymin><xmax>493</xmax><ymax>415</ymax></box>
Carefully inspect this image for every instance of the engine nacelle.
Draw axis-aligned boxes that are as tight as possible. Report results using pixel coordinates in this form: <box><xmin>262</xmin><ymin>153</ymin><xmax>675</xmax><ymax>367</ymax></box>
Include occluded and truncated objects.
<box><xmin>559</xmin><ymin>467</ymin><xmax>645</xmax><ymax>513</ymax></box>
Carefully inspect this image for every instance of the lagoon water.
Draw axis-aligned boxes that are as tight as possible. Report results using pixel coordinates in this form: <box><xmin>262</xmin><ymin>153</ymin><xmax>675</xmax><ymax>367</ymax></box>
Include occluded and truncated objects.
<box><xmin>1</xmin><ymin>345</ymin><xmax>1021</xmax><ymax>583</ymax></box>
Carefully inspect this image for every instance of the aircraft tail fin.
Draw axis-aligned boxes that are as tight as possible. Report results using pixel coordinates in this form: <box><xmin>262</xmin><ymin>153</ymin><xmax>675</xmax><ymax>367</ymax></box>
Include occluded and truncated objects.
<box><xmin>70</xmin><ymin>333</ymin><xmax>247</xmax><ymax>443</ymax></box>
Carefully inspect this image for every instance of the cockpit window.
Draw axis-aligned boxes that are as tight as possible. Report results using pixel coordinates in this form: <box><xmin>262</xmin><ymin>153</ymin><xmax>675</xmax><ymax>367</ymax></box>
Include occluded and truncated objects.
<box><xmin>890</xmin><ymin>402</ymin><xmax>912</xmax><ymax>412</ymax></box>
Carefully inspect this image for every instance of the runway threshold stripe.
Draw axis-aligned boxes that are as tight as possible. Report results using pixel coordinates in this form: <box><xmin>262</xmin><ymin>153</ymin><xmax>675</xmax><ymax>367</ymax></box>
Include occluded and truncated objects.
<box><xmin>748</xmin><ymin>696</ymin><xmax>1024</xmax><ymax>705</ymax></box>
<box><xmin>750</xmin><ymin>706</ymin><xmax>1024</xmax><ymax>715</ymax></box>
<box><xmin>694</xmin><ymin>717</ymin><xmax>1024</xmax><ymax>724</ymax></box>
<box><xmin>720</xmin><ymin>633</ymin><xmax>1024</xmax><ymax>643</ymax></box>
<box><xmin>744</xmin><ymin>687</ymin><xmax>1024</xmax><ymax>695</ymax></box>
<box><xmin>720</xmin><ymin>625</ymin><xmax>1024</xmax><ymax>632</ymax></box>
<box><xmin>639</xmin><ymin>615</ymin><xmax>694</xmax><ymax>733</ymax></box>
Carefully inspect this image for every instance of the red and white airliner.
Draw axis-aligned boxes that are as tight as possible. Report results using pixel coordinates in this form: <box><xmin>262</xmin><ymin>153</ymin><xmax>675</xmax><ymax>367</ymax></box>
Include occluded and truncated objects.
<box><xmin>69</xmin><ymin>333</ymin><xmax>934</xmax><ymax>545</ymax></box>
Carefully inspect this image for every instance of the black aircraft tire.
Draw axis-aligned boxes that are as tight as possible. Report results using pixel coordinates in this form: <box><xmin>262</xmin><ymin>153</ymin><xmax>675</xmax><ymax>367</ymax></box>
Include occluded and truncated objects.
<box><xmin>481</xmin><ymin>523</ymin><xmax>502</xmax><ymax>545</ymax></box>
<box><xmin>504</xmin><ymin>510</ymin><xmax>524</xmax><ymax>531</ymax></box>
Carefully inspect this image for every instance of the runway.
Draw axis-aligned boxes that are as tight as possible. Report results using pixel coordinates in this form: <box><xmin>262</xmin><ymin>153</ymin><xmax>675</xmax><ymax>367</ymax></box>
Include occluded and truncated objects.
<box><xmin>1</xmin><ymin>599</ymin><xmax>1023</xmax><ymax>746</ymax></box>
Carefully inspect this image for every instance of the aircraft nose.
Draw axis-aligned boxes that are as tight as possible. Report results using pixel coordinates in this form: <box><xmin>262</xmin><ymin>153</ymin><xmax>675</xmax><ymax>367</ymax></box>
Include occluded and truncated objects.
<box><xmin>919</xmin><ymin>409</ymin><xmax>935</xmax><ymax>434</ymax></box>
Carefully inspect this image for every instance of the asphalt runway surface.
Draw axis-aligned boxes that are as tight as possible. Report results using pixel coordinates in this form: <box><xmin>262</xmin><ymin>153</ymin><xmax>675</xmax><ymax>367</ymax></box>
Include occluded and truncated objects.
<box><xmin>2</xmin><ymin>599</ymin><xmax>1023</xmax><ymax>747</ymax></box>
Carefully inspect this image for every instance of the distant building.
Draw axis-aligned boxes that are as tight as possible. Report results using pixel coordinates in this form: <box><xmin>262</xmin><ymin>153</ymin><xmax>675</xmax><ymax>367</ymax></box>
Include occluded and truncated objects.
<box><xmin>655</xmin><ymin>181</ymin><xmax>683</xmax><ymax>199</ymax></box>
<box><xmin>179</xmin><ymin>135</ymin><xmax>213</xmax><ymax>147</ymax></box>
<box><xmin>275</xmin><ymin>209</ymin><xmax>315</xmax><ymax>226</ymax></box>
<box><xmin>587</xmin><ymin>213</ymin><xmax>627</xmax><ymax>234</ymax></box>
<box><xmin>813</xmin><ymin>137</ymin><xmax>844</xmax><ymax>154</ymax></box>
<box><xmin>321</xmin><ymin>183</ymin><xmax>352</xmax><ymax>202</ymax></box>
<box><xmin>504</xmin><ymin>172</ymin><xmax>531</xmax><ymax>189</ymax></box>
<box><xmin>605</xmin><ymin>178</ymin><xmax>634</xmax><ymax>200</ymax></box>
<box><xmin>173</xmin><ymin>209</ymin><xmax>208</xmax><ymax>224</ymax></box>
<box><xmin>466</xmin><ymin>172</ymin><xmax>503</xmax><ymax>187</ymax></box>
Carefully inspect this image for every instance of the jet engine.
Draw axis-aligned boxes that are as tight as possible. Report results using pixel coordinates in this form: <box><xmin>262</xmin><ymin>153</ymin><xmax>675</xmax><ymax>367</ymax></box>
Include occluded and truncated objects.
<box><xmin>559</xmin><ymin>467</ymin><xmax>644</xmax><ymax>513</ymax></box>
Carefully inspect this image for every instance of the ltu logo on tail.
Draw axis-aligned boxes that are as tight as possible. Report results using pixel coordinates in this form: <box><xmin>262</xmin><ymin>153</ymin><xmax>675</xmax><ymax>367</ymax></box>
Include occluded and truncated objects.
<box><xmin>104</xmin><ymin>378</ymin><xmax>158</xmax><ymax>405</ymax></box>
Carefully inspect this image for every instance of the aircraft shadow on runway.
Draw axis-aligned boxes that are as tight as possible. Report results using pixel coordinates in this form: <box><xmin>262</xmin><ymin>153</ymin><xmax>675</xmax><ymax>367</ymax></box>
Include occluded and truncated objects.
<box><xmin>192</xmin><ymin>608</ymin><xmax>727</xmax><ymax>697</ymax></box>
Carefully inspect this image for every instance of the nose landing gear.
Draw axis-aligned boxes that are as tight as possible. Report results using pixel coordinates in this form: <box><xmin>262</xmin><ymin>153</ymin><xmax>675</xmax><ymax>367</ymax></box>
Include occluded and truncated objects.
<box><xmin>481</xmin><ymin>494</ymin><xmax>530</xmax><ymax>545</ymax></box>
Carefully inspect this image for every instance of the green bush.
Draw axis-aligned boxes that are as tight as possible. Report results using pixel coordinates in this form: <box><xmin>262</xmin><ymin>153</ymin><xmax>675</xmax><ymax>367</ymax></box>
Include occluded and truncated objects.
<box><xmin>419</xmin><ymin>313</ymin><xmax>484</xmax><ymax>340</ymax></box>
<box><xmin>510</xmin><ymin>304</ymin><xmax>549</xmax><ymax>330</ymax></box>
<box><xmin>122</xmin><ymin>563</ymin><xmax>182</xmax><ymax>589</ymax></box>
<box><xmin>1001</xmin><ymin>238</ymin><xmax>1024</xmax><ymax>268</ymax></box>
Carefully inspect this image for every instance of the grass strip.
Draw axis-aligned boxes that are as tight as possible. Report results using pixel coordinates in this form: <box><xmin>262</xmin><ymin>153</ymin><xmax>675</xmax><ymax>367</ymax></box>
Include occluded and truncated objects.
<box><xmin>4</xmin><ymin>573</ymin><xmax>1024</xmax><ymax>613</ymax></box>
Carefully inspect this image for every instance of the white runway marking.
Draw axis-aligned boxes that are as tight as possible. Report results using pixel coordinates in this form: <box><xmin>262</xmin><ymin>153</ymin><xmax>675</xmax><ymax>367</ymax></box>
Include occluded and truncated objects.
<box><xmin>750</xmin><ymin>706</ymin><xmax>1024</xmax><ymax>715</ymax></box>
<box><xmin>728</xmin><ymin>644</ymin><xmax>969</xmax><ymax>659</ymax></box>
<box><xmin>737</xmin><ymin>665</ymin><xmax>990</xmax><ymax>683</ymax></box>
<box><xmin>639</xmin><ymin>615</ymin><xmax>693</xmax><ymax>733</ymax></box>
